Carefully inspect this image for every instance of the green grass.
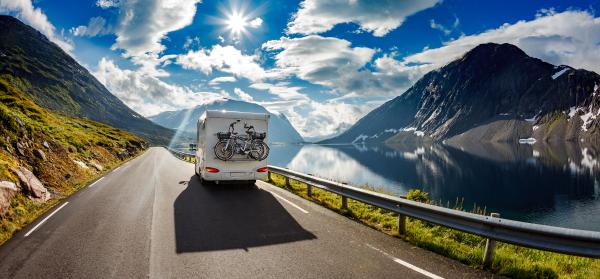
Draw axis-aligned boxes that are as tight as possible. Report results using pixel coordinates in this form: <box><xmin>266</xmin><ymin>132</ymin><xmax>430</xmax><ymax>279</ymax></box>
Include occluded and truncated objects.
<box><xmin>0</xmin><ymin>77</ymin><xmax>147</xmax><ymax>245</ymax></box>
<box><xmin>268</xmin><ymin>173</ymin><xmax>600</xmax><ymax>279</ymax></box>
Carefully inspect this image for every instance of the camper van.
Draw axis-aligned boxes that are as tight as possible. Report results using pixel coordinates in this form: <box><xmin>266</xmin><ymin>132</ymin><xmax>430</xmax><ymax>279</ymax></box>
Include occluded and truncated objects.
<box><xmin>195</xmin><ymin>110</ymin><xmax>270</xmax><ymax>184</ymax></box>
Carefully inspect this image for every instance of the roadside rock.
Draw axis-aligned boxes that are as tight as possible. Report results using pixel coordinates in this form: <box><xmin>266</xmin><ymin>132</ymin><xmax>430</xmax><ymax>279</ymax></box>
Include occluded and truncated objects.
<box><xmin>13</xmin><ymin>167</ymin><xmax>51</xmax><ymax>202</ymax></box>
<box><xmin>42</xmin><ymin>141</ymin><xmax>50</xmax><ymax>149</ymax></box>
<box><xmin>89</xmin><ymin>162</ymin><xmax>103</xmax><ymax>171</ymax></box>
<box><xmin>15</xmin><ymin>142</ymin><xmax>25</xmax><ymax>156</ymax></box>
<box><xmin>0</xmin><ymin>181</ymin><xmax>17</xmax><ymax>214</ymax></box>
<box><xmin>73</xmin><ymin>160</ymin><xmax>89</xmax><ymax>169</ymax></box>
<box><xmin>34</xmin><ymin>149</ymin><xmax>46</xmax><ymax>161</ymax></box>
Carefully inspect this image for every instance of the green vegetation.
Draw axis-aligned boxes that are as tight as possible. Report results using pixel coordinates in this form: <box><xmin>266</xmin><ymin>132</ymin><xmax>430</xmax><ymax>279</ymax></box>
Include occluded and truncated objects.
<box><xmin>0</xmin><ymin>77</ymin><xmax>146</xmax><ymax>245</ymax></box>
<box><xmin>268</xmin><ymin>173</ymin><xmax>600</xmax><ymax>279</ymax></box>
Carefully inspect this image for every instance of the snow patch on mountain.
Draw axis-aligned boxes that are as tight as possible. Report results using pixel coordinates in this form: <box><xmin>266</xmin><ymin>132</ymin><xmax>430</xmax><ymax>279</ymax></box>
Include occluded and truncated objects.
<box><xmin>552</xmin><ymin>68</ymin><xmax>569</xmax><ymax>80</ymax></box>
<box><xmin>352</xmin><ymin>134</ymin><xmax>368</xmax><ymax>143</ymax></box>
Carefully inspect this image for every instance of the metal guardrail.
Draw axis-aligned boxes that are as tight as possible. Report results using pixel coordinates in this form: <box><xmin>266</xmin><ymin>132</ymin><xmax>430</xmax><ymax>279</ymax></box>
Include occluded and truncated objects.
<box><xmin>165</xmin><ymin>147</ymin><xmax>600</xmax><ymax>260</ymax></box>
<box><xmin>167</xmin><ymin>147</ymin><xmax>196</xmax><ymax>163</ymax></box>
<box><xmin>267</xmin><ymin>165</ymin><xmax>600</xmax><ymax>260</ymax></box>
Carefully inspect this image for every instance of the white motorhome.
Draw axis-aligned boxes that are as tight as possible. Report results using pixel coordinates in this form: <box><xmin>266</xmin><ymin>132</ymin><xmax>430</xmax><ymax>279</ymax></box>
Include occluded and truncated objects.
<box><xmin>195</xmin><ymin>110</ymin><xmax>270</xmax><ymax>184</ymax></box>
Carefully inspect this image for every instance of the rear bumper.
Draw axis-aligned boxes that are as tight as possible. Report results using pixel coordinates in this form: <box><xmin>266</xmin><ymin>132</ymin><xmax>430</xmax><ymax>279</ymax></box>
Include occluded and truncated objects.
<box><xmin>202</xmin><ymin>172</ymin><xmax>267</xmax><ymax>181</ymax></box>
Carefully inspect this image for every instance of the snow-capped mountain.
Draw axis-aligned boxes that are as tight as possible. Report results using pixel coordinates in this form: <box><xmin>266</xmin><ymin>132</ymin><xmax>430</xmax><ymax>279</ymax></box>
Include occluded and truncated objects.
<box><xmin>149</xmin><ymin>99</ymin><xmax>304</xmax><ymax>143</ymax></box>
<box><xmin>322</xmin><ymin>43</ymin><xmax>600</xmax><ymax>145</ymax></box>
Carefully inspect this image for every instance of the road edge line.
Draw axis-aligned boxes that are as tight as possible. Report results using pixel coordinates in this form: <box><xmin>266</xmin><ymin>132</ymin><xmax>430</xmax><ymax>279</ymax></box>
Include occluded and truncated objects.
<box><xmin>366</xmin><ymin>243</ymin><xmax>445</xmax><ymax>279</ymax></box>
<box><xmin>24</xmin><ymin>202</ymin><xmax>69</xmax><ymax>237</ymax></box>
<box><xmin>268</xmin><ymin>191</ymin><xmax>309</xmax><ymax>214</ymax></box>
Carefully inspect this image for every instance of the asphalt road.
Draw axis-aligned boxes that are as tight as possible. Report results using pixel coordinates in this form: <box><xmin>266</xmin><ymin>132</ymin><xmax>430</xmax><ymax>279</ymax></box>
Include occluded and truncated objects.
<box><xmin>0</xmin><ymin>147</ymin><xmax>496</xmax><ymax>278</ymax></box>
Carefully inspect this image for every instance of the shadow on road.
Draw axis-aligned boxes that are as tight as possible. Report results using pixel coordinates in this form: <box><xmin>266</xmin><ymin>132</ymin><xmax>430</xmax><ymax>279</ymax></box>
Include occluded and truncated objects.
<box><xmin>174</xmin><ymin>176</ymin><xmax>316</xmax><ymax>253</ymax></box>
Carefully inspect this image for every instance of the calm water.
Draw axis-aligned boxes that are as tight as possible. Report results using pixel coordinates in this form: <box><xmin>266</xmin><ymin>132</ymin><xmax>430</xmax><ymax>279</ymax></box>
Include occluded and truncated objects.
<box><xmin>268</xmin><ymin>142</ymin><xmax>600</xmax><ymax>231</ymax></box>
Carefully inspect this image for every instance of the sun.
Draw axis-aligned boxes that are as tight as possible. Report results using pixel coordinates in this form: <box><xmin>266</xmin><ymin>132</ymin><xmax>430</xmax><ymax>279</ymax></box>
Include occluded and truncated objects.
<box><xmin>226</xmin><ymin>12</ymin><xmax>248</xmax><ymax>35</ymax></box>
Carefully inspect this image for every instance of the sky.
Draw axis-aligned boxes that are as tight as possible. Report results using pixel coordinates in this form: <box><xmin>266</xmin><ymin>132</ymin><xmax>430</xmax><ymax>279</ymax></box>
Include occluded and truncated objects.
<box><xmin>1</xmin><ymin>0</ymin><xmax>600</xmax><ymax>140</ymax></box>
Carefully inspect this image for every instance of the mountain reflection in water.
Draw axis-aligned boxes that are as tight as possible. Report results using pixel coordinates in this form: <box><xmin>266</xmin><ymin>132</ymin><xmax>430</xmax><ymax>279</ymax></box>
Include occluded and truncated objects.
<box><xmin>269</xmin><ymin>142</ymin><xmax>600</xmax><ymax>231</ymax></box>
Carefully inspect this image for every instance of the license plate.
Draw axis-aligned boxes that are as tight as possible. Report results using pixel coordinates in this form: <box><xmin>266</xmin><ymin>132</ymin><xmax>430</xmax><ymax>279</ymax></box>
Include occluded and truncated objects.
<box><xmin>230</xmin><ymin>172</ymin><xmax>248</xmax><ymax>177</ymax></box>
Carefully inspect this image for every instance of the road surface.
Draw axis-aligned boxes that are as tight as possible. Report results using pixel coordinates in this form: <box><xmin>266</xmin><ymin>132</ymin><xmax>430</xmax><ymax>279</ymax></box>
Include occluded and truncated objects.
<box><xmin>0</xmin><ymin>147</ymin><xmax>495</xmax><ymax>278</ymax></box>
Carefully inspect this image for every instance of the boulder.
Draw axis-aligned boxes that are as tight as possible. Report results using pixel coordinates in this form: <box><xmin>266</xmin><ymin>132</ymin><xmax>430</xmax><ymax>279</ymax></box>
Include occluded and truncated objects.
<box><xmin>15</xmin><ymin>142</ymin><xmax>25</xmax><ymax>156</ymax></box>
<box><xmin>13</xmin><ymin>167</ymin><xmax>51</xmax><ymax>202</ymax></box>
<box><xmin>0</xmin><ymin>181</ymin><xmax>17</xmax><ymax>214</ymax></box>
<box><xmin>42</xmin><ymin>141</ymin><xmax>50</xmax><ymax>149</ymax></box>
<box><xmin>89</xmin><ymin>162</ymin><xmax>103</xmax><ymax>171</ymax></box>
<box><xmin>33</xmin><ymin>149</ymin><xmax>46</xmax><ymax>161</ymax></box>
<box><xmin>73</xmin><ymin>160</ymin><xmax>89</xmax><ymax>169</ymax></box>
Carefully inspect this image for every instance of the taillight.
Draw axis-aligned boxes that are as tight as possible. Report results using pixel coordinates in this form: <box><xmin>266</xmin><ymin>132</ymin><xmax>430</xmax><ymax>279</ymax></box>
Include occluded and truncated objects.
<box><xmin>205</xmin><ymin>167</ymin><xmax>220</xmax><ymax>173</ymax></box>
<box><xmin>256</xmin><ymin>167</ymin><xmax>268</xmax><ymax>173</ymax></box>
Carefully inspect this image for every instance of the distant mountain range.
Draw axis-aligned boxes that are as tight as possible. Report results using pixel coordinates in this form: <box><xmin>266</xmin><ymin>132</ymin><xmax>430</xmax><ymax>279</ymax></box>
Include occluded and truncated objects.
<box><xmin>149</xmin><ymin>99</ymin><xmax>304</xmax><ymax>143</ymax></box>
<box><xmin>322</xmin><ymin>43</ymin><xmax>600</xmax><ymax>145</ymax></box>
<box><xmin>0</xmin><ymin>16</ymin><xmax>173</xmax><ymax>145</ymax></box>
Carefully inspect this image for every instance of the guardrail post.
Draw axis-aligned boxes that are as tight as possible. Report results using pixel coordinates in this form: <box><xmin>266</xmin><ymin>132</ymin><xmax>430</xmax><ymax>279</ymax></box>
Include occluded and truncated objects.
<box><xmin>397</xmin><ymin>214</ymin><xmax>406</xmax><ymax>235</ymax></box>
<box><xmin>341</xmin><ymin>195</ymin><xmax>348</xmax><ymax>210</ymax></box>
<box><xmin>307</xmin><ymin>184</ymin><xmax>312</xmax><ymax>197</ymax></box>
<box><xmin>285</xmin><ymin>176</ymin><xmax>290</xmax><ymax>187</ymax></box>
<box><xmin>267</xmin><ymin>171</ymin><xmax>272</xmax><ymax>182</ymax></box>
<box><xmin>483</xmin><ymin>213</ymin><xmax>500</xmax><ymax>268</ymax></box>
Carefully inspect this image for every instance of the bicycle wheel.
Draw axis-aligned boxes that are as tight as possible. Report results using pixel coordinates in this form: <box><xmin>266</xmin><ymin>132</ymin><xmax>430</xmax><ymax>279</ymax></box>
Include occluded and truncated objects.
<box><xmin>214</xmin><ymin>140</ymin><xmax>234</xmax><ymax>160</ymax></box>
<box><xmin>258</xmin><ymin>142</ymin><xmax>270</xmax><ymax>161</ymax></box>
<box><xmin>249</xmin><ymin>141</ymin><xmax>269</xmax><ymax>161</ymax></box>
<box><xmin>248</xmin><ymin>141</ymin><xmax>263</xmax><ymax>160</ymax></box>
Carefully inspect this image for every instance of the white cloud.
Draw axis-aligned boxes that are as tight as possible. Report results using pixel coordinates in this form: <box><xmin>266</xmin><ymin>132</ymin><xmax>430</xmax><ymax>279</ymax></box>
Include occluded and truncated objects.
<box><xmin>209</xmin><ymin>76</ymin><xmax>237</xmax><ymax>86</ymax></box>
<box><xmin>249</xmin><ymin>17</ymin><xmax>263</xmax><ymax>28</ymax></box>
<box><xmin>430</xmin><ymin>16</ymin><xmax>459</xmax><ymax>36</ymax></box>
<box><xmin>110</xmin><ymin>0</ymin><xmax>201</xmax><ymax>57</ymax></box>
<box><xmin>70</xmin><ymin>16</ymin><xmax>111</xmax><ymax>37</ymax></box>
<box><xmin>93</xmin><ymin>58</ymin><xmax>227</xmax><ymax>116</ymax></box>
<box><xmin>233</xmin><ymin>88</ymin><xmax>254</xmax><ymax>103</ymax></box>
<box><xmin>183</xmin><ymin>36</ymin><xmax>200</xmax><ymax>50</ymax></box>
<box><xmin>250</xmin><ymin>82</ymin><xmax>308</xmax><ymax>101</ymax></box>
<box><xmin>0</xmin><ymin>0</ymin><xmax>73</xmax><ymax>52</ymax></box>
<box><xmin>176</xmin><ymin>45</ymin><xmax>266</xmax><ymax>81</ymax></box>
<box><xmin>96</xmin><ymin>0</ymin><xmax>120</xmax><ymax>9</ymax></box>
<box><xmin>263</xmin><ymin>35</ymin><xmax>417</xmax><ymax>96</ymax></box>
<box><xmin>403</xmin><ymin>10</ymin><xmax>600</xmax><ymax>76</ymax></box>
<box><xmin>287</xmin><ymin>0</ymin><xmax>439</xmax><ymax>37</ymax></box>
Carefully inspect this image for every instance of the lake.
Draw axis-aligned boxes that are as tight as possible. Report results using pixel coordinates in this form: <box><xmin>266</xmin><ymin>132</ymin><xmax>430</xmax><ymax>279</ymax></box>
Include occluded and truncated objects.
<box><xmin>268</xmin><ymin>142</ymin><xmax>600</xmax><ymax>231</ymax></box>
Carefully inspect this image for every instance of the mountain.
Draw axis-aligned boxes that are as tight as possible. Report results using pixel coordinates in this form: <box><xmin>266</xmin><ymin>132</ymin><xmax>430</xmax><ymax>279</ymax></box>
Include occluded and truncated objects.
<box><xmin>0</xmin><ymin>75</ymin><xmax>145</xmax><ymax>243</ymax></box>
<box><xmin>149</xmin><ymin>99</ymin><xmax>304</xmax><ymax>143</ymax></box>
<box><xmin>0</xmin><ymin>16</ymin><xmax>173</xmax><ymax>145</ymax></box>
<box><xmin>322</xmin><ymin>43</ymin><xmax>600</xmax><ymax>145</ymax></box>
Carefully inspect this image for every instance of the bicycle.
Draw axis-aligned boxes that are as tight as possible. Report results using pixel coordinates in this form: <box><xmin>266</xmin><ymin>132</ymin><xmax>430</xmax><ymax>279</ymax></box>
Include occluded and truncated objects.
<box><xmin>214</xmin><ymin>120</ymin><xmax>269</xmax><ymax>161</ymax></box>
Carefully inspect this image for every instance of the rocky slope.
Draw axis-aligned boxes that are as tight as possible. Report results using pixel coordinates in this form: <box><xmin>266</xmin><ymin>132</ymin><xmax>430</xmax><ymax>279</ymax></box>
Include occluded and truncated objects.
<box><xmin>322</xmin><ymin>43</ymin><xmax>600</xmax><ymax>145</ymax></box>
<box><xmin>0</xmin><ymin>16</ymin><xmax>173</xmax><ymax>144</ymax></box>
<box><xmin>0</xmin><ymin>76</ymin><xmax>145</xmax><ymax>244</ymax></box>
<box><xmin>149</xmin><ymin>99</ymin><xmax>304</xmax><ymax>143</ymax></box>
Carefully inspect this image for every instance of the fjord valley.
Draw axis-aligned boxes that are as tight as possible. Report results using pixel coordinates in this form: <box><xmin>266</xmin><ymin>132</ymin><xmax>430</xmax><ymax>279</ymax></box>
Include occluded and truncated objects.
<box><xmin>1</xmin><ymin>1</ymin><xmax>600</xmax><ymax>278</ymax></box>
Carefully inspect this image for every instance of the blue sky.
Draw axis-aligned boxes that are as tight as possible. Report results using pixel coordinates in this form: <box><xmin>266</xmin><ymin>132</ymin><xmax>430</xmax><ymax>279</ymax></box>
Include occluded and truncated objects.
<box><xmin>2</xmin><ymin>0</ymin><xmax>600</xmax><ymax>139</ymax></box>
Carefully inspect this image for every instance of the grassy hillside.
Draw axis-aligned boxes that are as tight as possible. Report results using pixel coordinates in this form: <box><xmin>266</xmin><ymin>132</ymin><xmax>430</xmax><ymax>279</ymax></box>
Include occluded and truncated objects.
<box><xmin>0</xmin><ymin>15</ymin><xmax>174</xmax><ymax>145</ymax></box>
<box><xmin>0</xmin><ymin>77</ymin><xmax>146</xmax><ymax>244</ymax></box>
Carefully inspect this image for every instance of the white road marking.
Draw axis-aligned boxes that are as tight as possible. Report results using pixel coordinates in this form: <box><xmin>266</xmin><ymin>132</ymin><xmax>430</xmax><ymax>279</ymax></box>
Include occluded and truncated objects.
<box><xmin>24</xmin><ymin>202</ymin><xmax>69</xmax><ymax>237</ymax></box>
<box><xmin>366</xmin><ymin>244</ymin><xmax>444</xmax><ymax>279</ymax></box>
<box><xmin>88</xmin><ymin>177</ymin><xmax>104</xmax><ymax>188</ymax></box>
<box><xmin>112</xmin><ymin>166</ymin><xmax>121</xmax><ymax>172</ymax></box>
<box><xmin>268</xmin><ymin>191</ymin><xmax>309</xmax><ymax>214</ymax></box>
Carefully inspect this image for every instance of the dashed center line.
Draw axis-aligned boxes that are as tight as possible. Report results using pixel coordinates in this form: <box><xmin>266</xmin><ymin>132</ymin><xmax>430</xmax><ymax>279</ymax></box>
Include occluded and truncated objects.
<box><xmin>268</xmin><ymin>191</ymin><xmax>309</xmax><ymax>214</ymax></box>
<box><xmin>24</xmin><ymin>202</ymin><xmax>69</xmax><ymax>237</ymax></box>
<box><xmin>366</xmin><ymin>244</ymin><xmax>444</xmax><ymax>279</ymax></box>
<box><xmin>88</xmin><ymin>177</ymin><xmax>104</xmax><ymax>188</ymax></box>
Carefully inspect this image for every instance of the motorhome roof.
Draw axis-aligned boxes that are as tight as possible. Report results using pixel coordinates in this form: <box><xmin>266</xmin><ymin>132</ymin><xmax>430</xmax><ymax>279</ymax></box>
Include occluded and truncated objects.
<box><xmin>199</xmin><ymin>110</ymin><xmax>270</xmax><ymax>122</ymax></box>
